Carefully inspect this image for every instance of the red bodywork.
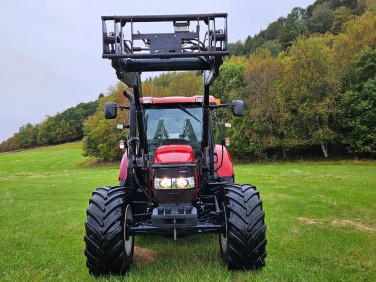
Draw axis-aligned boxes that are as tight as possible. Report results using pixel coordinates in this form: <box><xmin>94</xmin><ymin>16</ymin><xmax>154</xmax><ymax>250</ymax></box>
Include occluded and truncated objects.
<box><xmin>119</xmin><ymin>145</ymin><xmax>196</xmax><ymax>181</ymax></box>
<box><xmin>214</xmin><ymin>145</ymin><xmax>233</xmax><ymax>178</ymax></box>
<box><xmin>154</xmin><ymin>145</ymin><xmax>195</xmax><ymax>164</ymax></box>
<box><xmin>119</xmin><ymin>152</ymin><xmax>129</xmax><ymax>181</ymax></box>
<box><xmin>154</xmin><ymin>144</ymin><xmax>198</xmax><ymax>192</ymax></box>
<box><xmin>119</xmin><ymin>144</ymin><xmax>234</xmax><ymax>181</ymax></box>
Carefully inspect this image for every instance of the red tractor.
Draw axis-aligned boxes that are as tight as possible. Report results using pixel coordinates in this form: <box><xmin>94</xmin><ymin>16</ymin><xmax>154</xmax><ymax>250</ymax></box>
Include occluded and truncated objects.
<box><xmin>84</xmin><ymin>14</ymin><xmax>267</xmax><ymax>275</ymax></box>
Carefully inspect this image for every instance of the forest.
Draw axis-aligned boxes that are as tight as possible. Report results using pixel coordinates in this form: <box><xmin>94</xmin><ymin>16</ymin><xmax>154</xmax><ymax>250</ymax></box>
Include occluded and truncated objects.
<box><xmin>0</xmin><ymin>101</ymin><xmax>98</xmax><ymax>152</ymax></box>
<box><xmin>1</xmin><ymin>0</ymin><xmax>375</xmax><ymax>161</ymax></box>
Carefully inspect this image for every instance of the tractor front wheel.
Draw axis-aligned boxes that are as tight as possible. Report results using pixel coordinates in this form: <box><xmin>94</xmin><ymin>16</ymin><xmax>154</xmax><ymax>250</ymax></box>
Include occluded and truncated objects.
<box><xmin>220</xmin><ymin>184</ymin><xmax>267</xmax><ymax>270</ymax></box>
<box><xmin>84</xmin><ymin>186</ymin><xmax>134</xmax><ymax>276</ymax></box>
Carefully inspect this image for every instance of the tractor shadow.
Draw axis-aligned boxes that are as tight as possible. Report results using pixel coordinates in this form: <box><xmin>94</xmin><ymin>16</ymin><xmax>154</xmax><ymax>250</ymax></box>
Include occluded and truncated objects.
<box><xmin>133</xmin><ymin>234</ymin><xmax>219</xmax><ymax>267</ymax></box>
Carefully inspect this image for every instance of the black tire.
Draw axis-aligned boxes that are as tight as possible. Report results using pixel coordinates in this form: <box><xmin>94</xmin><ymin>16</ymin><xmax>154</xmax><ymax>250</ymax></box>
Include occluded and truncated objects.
<box><xmin>219</xmin><ymin>184</ymin><xmax>267</xmax><ymax>270</ymax></box>
<box><xmin>84</xmin><ymin>186</ymin><xmax>134</xmax><ymax>276</ymax></box>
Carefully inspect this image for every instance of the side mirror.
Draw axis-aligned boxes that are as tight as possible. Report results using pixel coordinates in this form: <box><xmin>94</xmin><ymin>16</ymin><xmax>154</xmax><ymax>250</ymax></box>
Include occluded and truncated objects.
<box><xmin>231</xmin><ymin>100</ymin><xmax>244</xmax><ymax>117</ymax></box>
<box><xmin>104</xmin><ymin>102</ymin><xmax>117</xmax><ymax>119</ymax></box>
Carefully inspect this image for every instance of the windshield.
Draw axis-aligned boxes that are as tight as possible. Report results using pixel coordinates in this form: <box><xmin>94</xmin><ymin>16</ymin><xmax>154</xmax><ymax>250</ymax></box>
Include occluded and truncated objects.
<box><xmin>145</xmin><ymin>107</ymin><xmax>202</xmax><ymax>145</ymax></box>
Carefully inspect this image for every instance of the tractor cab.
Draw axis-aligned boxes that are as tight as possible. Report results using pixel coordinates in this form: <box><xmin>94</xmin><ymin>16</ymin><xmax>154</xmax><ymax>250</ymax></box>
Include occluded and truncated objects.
<box><xmin>142</xmin><ymin>96</ymin><xmax>209</xmax><ymax>162</ymax></box>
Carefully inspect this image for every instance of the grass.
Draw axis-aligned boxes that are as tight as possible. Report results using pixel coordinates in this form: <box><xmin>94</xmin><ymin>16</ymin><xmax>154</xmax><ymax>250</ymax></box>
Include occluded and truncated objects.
<box><xmin>0</xmin><ymin>142</ymin><xmax>375</xmax><ymax>281</ymax></box>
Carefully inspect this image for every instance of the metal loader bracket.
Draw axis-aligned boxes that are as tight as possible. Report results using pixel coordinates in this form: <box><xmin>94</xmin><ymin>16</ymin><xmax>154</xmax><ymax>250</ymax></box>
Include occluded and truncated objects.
<box><xmin>102</xmin><ymin>13</ymin><xmax>228</xmax><ymax>86</ymax></box>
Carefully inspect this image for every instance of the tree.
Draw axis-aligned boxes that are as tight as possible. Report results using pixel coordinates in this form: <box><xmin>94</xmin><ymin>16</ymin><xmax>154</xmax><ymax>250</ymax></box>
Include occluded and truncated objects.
<box><xmin>278</xmin><ymin>7</ymin><xmax>308</xmax><ymax>48</ymax></box>
<box><xmin>308</xmin><ymin>3</ymin><xmax>334</xmax><ymax>34</ymax></box>
<box><xmin>54</xmin><ymin>120</ymin><xmax>78</xmax><ymax>143</ymax></box>
<box><xmin>334</xmin><ymin>11</ymin><xmax>376</xmax><ymax>70</ymax></box>
<box><xmin>342</xmin><ymin>0</ymin><xmax>359</xmax><ymax>10</ymax></box>
<box><xmin>331</xmin><ymin>6</ymin><xmax>355</xmax><ymax>34</ymax></box>
<box><xmin>249</xmin><ymin>34</ymin><xmax>267</xmax><ymax>54</ymax></box>
<box><xmin>261</xmin><ymin>40</ymin><xmax>282</xmax><ymax>57</ymax></box>
<box><xmin>34</xmin><ymin>100</ymin><xmax>99</xmax><ymax>147</ymax></box>
<box><xmin>0</xmin><ymin>133</ymin><xmax>20</xmax><ymax>152</ymax></box>
<box><xmin>278</xmin><ymin>36</ymin><xmax>341</xmax><ymax>157</ymax></box>
<box><xmin>154</xmin><ymin>72</ymin><xmax>202</xmax><ymax>97</ymax></box>
<box><xmin>341</xmin><ymin>47</ymin><xmax>376</xmax><ymax>154</ymax></box>
<box><xmin>19</xmin><ymin>123</ymin><xmax>39</xmax><ymax>148</ymax></box>
<box><xmin>244</xmin><ymin>36</ymin><xmax>254</xmax><ymax>56</ymax></box>
<box><xmin>264</xmin><ymin>21</ymin><xmax>282</xmax><ymax>41</ymax></box>
<box><xmin>242</xmin><ymin>49</ymin><xmax>282</xmax><ymax>159</ymax></box>
<box><xmin>211</xmin><ymin>56</ymin><xmax>247</xmax><ymax>102</ymax></box>
<box><xmin>228</xmin><ymin>40</ymin><xmax>245</xmax><ymax>56</ymax></box>
<box><xmin>82</xmin><ymin>83</ymin><xmax>129</xmax><ymax>161</ymax></box>
<box><xmin>37</xmin><ymin>117</ymin><xmax>56</xmax><ymax>145</ymax></box>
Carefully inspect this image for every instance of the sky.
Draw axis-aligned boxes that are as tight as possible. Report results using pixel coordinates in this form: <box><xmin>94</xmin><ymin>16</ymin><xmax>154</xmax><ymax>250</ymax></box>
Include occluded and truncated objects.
<box><xmin>0</xmin><ymin>0</ymin><xmax>315</xmax><ymax>142</ymax></box>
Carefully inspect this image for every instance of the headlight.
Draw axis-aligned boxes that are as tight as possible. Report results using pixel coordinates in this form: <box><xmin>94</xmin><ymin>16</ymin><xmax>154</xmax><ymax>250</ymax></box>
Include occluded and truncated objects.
<box><xmin>154</xmin><ymin>177</ymin><xmax>195</xmax><ymax>189</ymax></box>
<box><xmin>176</xmin><ymin>178</ymin><xmax>189</xmax><ymax>188</ymax></box>
<box><xmin>176</xmin><ymin>177</ymin><xmax>194</xmax><ymax>188</ymax></box>
<box><xmin>158</xmin><ymin>178</ymin><xmax>172</xmax><ymax>189</ymax></box>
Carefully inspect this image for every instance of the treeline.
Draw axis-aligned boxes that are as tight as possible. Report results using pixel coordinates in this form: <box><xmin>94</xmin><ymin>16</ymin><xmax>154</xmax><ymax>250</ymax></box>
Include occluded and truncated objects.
<box><xmin>82</xmin><ymin>1</ymin><xmax>376</xmax><ymax>161</ymax></box>
<box><xmin>229</xmin><ymin>0</ymin><xmax>371</xmax><ymax>56</ymax></box>
<box><xmin>0</xmin><ymin>100</ymin><xmax>99</xmax><ymax>152</ymax></box>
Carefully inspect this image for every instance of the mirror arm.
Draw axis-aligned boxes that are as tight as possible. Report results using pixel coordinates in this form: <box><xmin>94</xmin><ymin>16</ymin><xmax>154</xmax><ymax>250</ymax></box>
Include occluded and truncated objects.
<box><xmin>209</xmin><ymin>103</ymin><xmax>229</xmax><ymax>109</ymax></box>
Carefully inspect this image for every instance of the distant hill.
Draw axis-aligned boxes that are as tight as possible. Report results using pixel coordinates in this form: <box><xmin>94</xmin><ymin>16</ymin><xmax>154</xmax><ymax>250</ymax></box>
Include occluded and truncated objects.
<box><xmin>0</xmin><ymin>99</ymin><xmax>99</xmax><ymax>152</ymax></box>
<box><xmin>229</xmin><ymin>0</ymin><xmax>366</xmax><ymax>56</ymax></box>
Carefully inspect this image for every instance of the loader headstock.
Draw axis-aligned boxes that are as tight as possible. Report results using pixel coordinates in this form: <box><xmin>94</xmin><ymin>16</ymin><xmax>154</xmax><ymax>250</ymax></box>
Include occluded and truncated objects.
<box><xmin>101</xmin><ymin>13</ymin><xmax>228</xmax><ymax>87</ymax></box>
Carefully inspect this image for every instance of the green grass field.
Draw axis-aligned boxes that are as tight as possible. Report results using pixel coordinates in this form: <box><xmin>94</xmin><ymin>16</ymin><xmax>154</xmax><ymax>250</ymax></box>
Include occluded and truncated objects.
<box><xmin>0</xmin><ymin>143</ymin><xmax>375</xmax><ymax>281</ymax></box>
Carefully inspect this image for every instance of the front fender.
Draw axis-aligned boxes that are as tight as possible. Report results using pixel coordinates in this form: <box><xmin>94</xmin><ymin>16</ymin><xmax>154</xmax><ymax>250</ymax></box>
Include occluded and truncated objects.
<box><xmin>119</xmin><ymin>151</ymin><xmax>128</xmax><ymax>182</ymax></box>
<box><xmin>214</xmin><ymin>144</ymin><xmax>233</xmax><ymax>178</ymax></box>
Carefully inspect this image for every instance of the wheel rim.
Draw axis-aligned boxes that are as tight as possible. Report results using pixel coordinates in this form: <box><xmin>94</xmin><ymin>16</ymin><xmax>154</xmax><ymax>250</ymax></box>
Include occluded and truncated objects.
<box><xmin>123</xmin><ymin>204</ymin><xmax>134</xmax><ymax>256</ymax></box>
<box><xmin>220</xmin><ymin>202</ymin><xmax>228</xmax><ymax>254</ymax></box>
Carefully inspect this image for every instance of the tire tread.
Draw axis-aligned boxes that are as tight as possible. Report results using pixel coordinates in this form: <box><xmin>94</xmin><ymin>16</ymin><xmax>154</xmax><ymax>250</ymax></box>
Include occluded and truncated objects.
<box><xmin>221</xmin><ymin>184</ymin><xmax>267</xmax><ymax>270</ymax></box>
<box><xmin>84</xmin><ymin>186</ymin><xmax>132</xmax><ymax>276</ymax></box>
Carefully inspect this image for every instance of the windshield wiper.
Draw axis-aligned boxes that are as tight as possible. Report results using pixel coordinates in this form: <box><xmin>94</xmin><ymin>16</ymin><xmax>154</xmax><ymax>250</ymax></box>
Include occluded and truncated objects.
<box><xmin>177</xmin><ymin>104</ymin><xmax>201</xmax><ymax>123</ymax></box>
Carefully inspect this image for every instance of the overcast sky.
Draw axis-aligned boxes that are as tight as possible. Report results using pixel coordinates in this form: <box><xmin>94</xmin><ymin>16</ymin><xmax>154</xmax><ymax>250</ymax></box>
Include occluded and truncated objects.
<box><xmin>0</xmin><ymin>0</ymin><xmax>315</xmax><ymax>142</ymax></box>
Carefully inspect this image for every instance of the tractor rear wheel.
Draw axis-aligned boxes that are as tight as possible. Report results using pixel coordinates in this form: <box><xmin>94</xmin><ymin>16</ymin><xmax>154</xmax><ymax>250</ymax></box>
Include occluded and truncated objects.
<box><xmin>84</xmin><ymin>186</ymin><xmax>134</xmax><ymax>276</ymax></box>
<box><xmin>220</xmin><ymin>184</ymin><xmax>267</xmax><ymax>270</ymax></box>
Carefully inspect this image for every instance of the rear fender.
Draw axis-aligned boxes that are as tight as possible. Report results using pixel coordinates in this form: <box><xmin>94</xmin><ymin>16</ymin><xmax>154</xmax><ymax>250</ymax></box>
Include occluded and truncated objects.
<box><xmin>214</xmin><ymin>144</ymin><xmax>233</xmax><ymax>178</ymax></box>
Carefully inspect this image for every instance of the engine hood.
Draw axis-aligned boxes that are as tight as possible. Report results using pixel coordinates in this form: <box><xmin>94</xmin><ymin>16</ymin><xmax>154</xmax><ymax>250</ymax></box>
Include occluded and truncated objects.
<box><xmin>154</xmin><ymin>144</ymin><xmax>195</xmax><ymax>164</ymax></box>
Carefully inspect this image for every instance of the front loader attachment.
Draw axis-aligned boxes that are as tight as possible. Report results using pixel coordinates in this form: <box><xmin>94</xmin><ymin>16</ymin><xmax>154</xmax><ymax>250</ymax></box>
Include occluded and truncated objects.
<box><xmin>101</xmin><ymin>13</ymin><xmax>228</xmax><ymax>87</ymax></box>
